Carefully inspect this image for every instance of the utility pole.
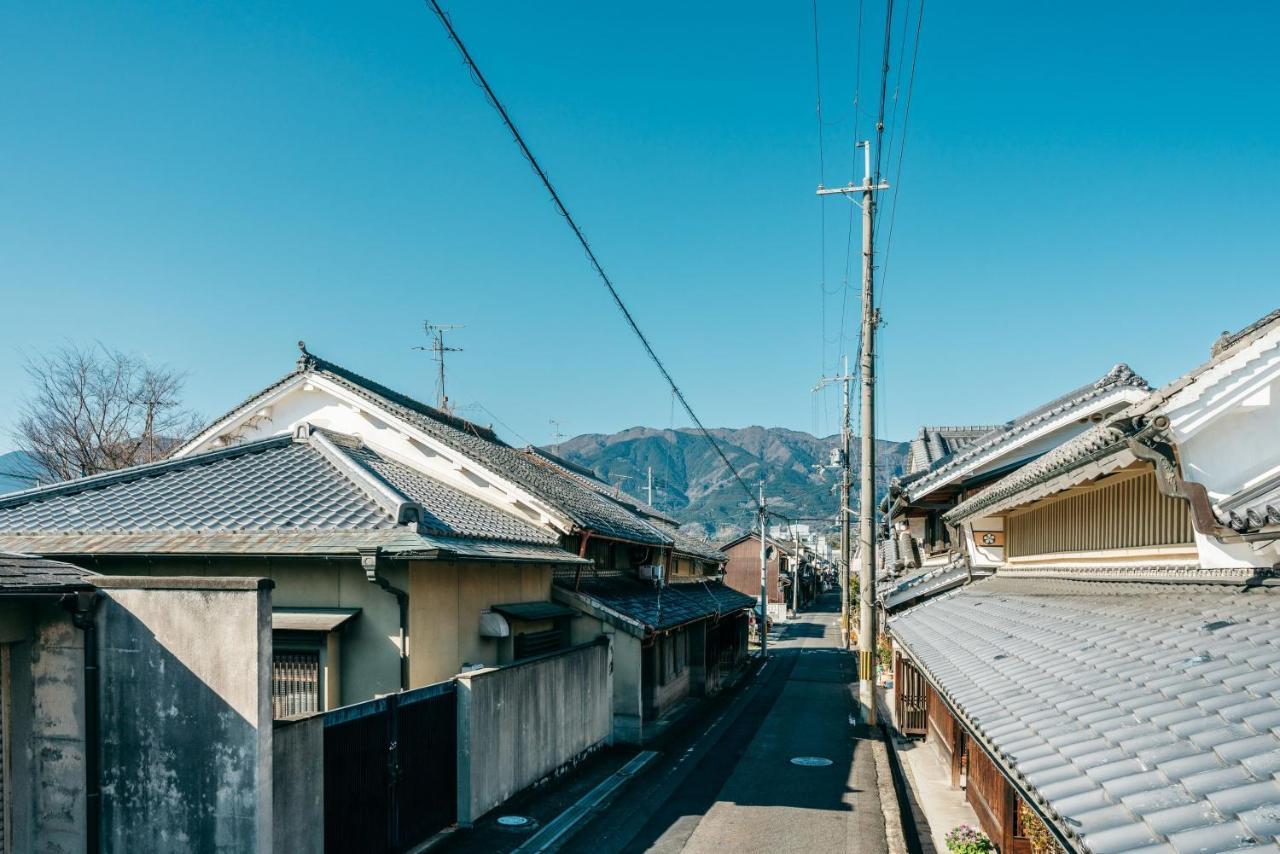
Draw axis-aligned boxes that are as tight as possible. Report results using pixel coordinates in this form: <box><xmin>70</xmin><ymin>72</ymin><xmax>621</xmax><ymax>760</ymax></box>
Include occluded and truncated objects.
<box><xmin>647</xmin><ymin>466</ymin><xmax>654</xmax><ymax>507</ymax></box>
<box><xmin>818</xmin><ymin>140</ymin><xmax>888</xmax><ymax>724</ymax></box>
<box><xmin>792</xmin><ymin>527</ymin><xmax>801</xmax><ymax>616</ymax></box>
<box><xmin>758</xmin><ymin>482</ymin><xmax>768</xmax><ymax>658</ymax></box>
<box><xmin>813</xmin><ymin>355</ymin><xmax>855</xmax><ymax>649</ymax></box>
<box><xmin>414</xmin><ymin>321</ymin><xmax>464</xmax><ymax>413</ymax></box>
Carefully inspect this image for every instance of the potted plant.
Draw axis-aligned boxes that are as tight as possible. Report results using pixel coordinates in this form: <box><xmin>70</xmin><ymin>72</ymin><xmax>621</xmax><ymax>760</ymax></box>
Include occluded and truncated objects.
<box><xmin>944</xmin><ymin>824</ymin><xmax>994</xmax><ymax>854</ymax></box>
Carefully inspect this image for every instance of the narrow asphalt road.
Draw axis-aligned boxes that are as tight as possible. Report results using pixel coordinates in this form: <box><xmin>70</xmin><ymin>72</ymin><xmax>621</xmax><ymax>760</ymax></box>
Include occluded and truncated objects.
<box><xmin>561</xmin><ymin>592</ymin><xmax>888</xmax><ymax>854</ymax></box>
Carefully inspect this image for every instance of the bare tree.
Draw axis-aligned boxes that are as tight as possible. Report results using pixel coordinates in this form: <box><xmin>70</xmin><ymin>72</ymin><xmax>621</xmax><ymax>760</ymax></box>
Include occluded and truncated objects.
<box><xmin>15</xmin><ymin>344</ymin><xmax>203</xmax><ymax>482</ymax></box>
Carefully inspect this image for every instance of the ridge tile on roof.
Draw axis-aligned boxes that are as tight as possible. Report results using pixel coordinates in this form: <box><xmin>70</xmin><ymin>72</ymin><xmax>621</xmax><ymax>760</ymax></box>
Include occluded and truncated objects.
<box><xmin>905</xmin><ymin>364</ymin><xmax>1150</xmax><ymax>499</ymax></box>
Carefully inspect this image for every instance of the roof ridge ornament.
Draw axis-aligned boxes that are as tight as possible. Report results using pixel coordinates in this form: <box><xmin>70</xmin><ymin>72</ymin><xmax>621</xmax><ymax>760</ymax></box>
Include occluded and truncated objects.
<box><xmin>1097</xmin><ymin>363</ymin><xmax>1149</xmax><ymax>390</ymax></box>
<box><xmin>297</xmin><ymin>340</ymin><xmax>317</xmax><ymax>372</ymax></box>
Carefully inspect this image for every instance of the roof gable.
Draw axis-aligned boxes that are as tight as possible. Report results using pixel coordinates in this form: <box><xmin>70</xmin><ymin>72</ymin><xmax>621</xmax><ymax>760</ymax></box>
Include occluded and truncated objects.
<box><xmin>904</xmin><ymin>364</ymin><xmax>1151</xmax><ymax>501</ymax></box>
<box><xmin>175</xmin><ymin>345</ymin><xmax>671</xmax><ymax>547</ymax></box>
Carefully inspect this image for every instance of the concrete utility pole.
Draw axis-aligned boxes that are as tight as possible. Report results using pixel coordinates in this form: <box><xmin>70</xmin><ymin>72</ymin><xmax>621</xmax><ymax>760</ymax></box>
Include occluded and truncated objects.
<box><xmin>792</xmin><ymin>527</ymin><xmax>801</xmax><ymax>616</ymax></box>
<box><xmin>813</xmin><ymin>356</ymin><xmax>855</xmax><ymax>650</ymax></box>
<box><xmin>758</xmin><ymin>482</ymin><xmax>768</xmax><ymax>658</ymax></box>
<box><xmin>647</xmin><ymin>466</ymin><xmax>654</xmax><ymax>507</ymax></box>
<box><xmin>818</xmin><ymin>141</ymin><xmax>888</xmax><ymax>724</ymax></box>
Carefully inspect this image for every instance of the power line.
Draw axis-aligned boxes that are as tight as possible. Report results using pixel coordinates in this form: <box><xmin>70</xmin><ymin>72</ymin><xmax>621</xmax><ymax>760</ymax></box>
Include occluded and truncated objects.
<box><xmin>422</xmin><ymin>0</ymin><xmax>762</xmax><ymax>512</ymax></box>
<box><xmin>878</xmin><ymin>0</ymin><xmax>925</xmax><ymax>308</ymax></box>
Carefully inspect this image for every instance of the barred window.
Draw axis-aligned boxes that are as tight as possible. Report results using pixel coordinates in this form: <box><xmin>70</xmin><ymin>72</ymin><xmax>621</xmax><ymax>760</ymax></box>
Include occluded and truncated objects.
<box><xmin>272</xmin><ymin>650</ymin><xmax>321</xmax><ymax>719</ymax></box>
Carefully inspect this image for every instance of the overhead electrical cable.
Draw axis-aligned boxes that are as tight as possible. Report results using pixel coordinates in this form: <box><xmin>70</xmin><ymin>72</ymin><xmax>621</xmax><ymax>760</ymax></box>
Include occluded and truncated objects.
<box><xmin>423</xmin><ymin>0</ymin><xmax>761</xmax><ymax>511</ymax></box>
<box><xmin>878</xmin><ymin>0</ymin><xmax>925</xmax><ymax>308</ymax></box>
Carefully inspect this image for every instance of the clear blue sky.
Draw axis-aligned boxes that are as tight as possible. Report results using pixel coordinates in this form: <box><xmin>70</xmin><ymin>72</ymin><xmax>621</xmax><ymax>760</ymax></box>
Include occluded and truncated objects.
<box><xmin>2</xmin><ymin>1</ymin><xmax>1277</xmax><ymax>454</ymax></box>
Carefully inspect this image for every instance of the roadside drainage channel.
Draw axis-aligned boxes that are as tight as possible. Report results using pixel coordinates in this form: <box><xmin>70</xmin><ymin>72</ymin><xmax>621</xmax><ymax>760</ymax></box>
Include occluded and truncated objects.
<box><xmin>513</xmin><ymin>750</ymin><xmax>660</xmax><ymax>853</ymax></box>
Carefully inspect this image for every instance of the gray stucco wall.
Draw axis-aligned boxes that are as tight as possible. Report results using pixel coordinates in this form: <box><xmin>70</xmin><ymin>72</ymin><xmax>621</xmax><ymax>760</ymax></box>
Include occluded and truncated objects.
<box><xmin>84</xmin><ymin>556</ymin><xmax>404</xmax><ymax>706</ymax></box>
<box><xmin>3</xmin><ymin>601</ymin><xmax>86</xmax><ymax>854</ymax></box>
<box><xmin>272</xmin><ymin>715</ymin><xmax>323</xmax><ymax>853</ymax></box>
<box><xmin>456</xmin><ymin>638</ymin><xmax>612</xmax><ymax>825</ymax></box>
<box><xmin>94</xmin><ymin>576</ymin><xmax>273</xmax><ymax>853</ymax></box>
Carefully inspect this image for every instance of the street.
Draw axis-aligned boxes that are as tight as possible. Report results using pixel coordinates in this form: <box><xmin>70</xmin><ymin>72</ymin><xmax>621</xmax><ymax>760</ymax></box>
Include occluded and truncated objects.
<box><xmin>560</xmin><ymin>592</ymin><xmax>889</xmax><ymax>854</ymax></box>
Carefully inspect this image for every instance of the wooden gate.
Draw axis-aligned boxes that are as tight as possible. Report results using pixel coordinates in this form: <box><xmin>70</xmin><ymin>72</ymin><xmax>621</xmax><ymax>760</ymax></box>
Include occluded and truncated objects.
<box><xmin>893</xmin><ymin>654</ymin><xmax>928</xmax><ymax>736</ymax></box>
<box><xmin>323</xmin><ymin>680</ymin><xmax>457</xmax><ymax>853</ymax></box>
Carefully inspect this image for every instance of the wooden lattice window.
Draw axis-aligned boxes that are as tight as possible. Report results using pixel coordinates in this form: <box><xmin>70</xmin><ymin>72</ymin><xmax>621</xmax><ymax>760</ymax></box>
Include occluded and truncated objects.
<box><xmin>272</xmin><ymin>651</ymin><xmax>321</xmax><ymax>719</ymax></box>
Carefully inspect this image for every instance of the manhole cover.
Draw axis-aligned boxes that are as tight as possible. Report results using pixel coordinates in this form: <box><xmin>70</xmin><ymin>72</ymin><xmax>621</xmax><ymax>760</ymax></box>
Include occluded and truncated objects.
<box><xmin>790</xmin><ymin>756</ymin><xmax>833</xmax><ymax>767</ymax></box>
<box><xmin>497</xmin><ymin>815</ymin><xmax>533</xmax><ymax>828</ymax></box>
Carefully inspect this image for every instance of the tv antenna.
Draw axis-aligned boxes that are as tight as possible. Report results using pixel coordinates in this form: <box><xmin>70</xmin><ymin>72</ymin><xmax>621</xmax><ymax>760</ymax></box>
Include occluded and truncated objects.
<box><xmin>413</xmin><ymin>321</ymin><xmax>463</xmax><ymax>413</ymax></box>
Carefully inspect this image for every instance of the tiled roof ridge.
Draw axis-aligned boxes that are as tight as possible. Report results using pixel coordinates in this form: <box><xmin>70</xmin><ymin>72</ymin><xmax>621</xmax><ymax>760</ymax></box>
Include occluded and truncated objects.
<box><xmin>298</xmin><ymin>343</ymin><xmax>502</xmax><ymax>444</ymax></box>
<box><xmin>526</xmin><ymin>445</ymin><xmax>601</xmax><ymax>481</ymax></box>
<box><xmin>944</xmin><ymin>422</ymin><xmax>1131</xmax><ymax>522</ymax></box>
<box><xmin>906</xmin><ymin>365</ymin><xmax>1147</xmax><ymax>497</ymax></box>
<box><xmin>989</xmin><ymin>564</ymin><xmax>1273</xmax><ymax>584</ymax></box>
<box><xmin>0</xmin><ymin>434</ymin><xmax>295</xmax><ymax>511</ymax></box>
<box><xmin>1212</xmin><ymin>306</ymin><xmax>1280</xmax><ymax>357</ymax></box>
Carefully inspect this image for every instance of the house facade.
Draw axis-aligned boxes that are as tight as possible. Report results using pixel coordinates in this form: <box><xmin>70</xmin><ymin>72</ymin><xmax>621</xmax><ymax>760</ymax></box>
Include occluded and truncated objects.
<box><xmin>887</xmin><ymin>307</ymin><xmax>1280</xmax><ymax>853</ymax></box>
<box><xmin>721</xmin><ymin>531</ymin><xmax>795</xmax><ymax>620</ymax></box>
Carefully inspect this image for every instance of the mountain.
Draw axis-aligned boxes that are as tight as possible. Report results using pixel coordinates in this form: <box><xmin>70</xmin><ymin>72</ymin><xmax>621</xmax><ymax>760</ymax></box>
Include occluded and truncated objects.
<box><xmin>545</xmin><ymin>427</ymin><xmax>909</xmax><ymax>540</ymax></box>
<box><xmin>0</xmin><ymin>450</ymin><xmax>45</xmax><ymax>494</ymax></box>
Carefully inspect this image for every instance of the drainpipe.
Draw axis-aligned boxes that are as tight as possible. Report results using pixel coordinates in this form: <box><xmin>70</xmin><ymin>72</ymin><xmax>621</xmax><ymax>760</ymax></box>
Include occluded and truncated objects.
<box><xmin>360</xmin><ymin>548</ymin><xmax>409</xmax><ymax>691</ymax></box>
<box><xmin>66</xmin><ymin>590</ymin><xmax>101</xmax><ymax>854</ymax></box>
<box><xmin>573</xmin><ymin>530</ymin><xmax>593</xmax><ymax>591</ymax></box>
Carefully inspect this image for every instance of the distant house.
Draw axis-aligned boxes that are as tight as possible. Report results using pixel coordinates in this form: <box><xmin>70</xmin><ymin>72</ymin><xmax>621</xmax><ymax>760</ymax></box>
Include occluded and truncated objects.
<box><xmin>720</xmin><ymin>531</ymin><xmax>797</xmax><ymax>619</ymax></box>
<box><xmin>887</xmin><ymin>307</ymin><xmax>1280</xmax><ymax>853</ymax></box>
<box><xmin>527</xmin><ymin>448</ymin><xmax>751</xmax><ymax>742</ymax></box>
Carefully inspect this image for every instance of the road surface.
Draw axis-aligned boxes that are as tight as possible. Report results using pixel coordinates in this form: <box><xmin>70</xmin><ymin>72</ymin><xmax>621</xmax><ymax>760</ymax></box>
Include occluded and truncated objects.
<box><xmin>562</xmin><ymin>592</ymin><xmax>889</xmax><ymax>854</ymax></box>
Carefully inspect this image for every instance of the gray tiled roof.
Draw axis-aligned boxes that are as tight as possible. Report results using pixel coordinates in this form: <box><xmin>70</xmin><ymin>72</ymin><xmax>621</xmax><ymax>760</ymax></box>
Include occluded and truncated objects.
<box><xmin>554</xmin><ymin>577</ymin><xmax>753</xmax><ymax>637</ymax></box>
<box><xmin>879</xmin><ymin>559</ymin><xmax>975</xmax><ymax>610</ymax></box>
<box><xmin>0</xmin><ymin>552</ymin><xmax>95</xmax><ymax>592</ymax></box>
<box><xmin>0</xmin><ymin>430</ymin><xmax>577</xmax><ymax>561</ymax></box>
<box><xmin>905</xmin><ymin>364</ymin><xmax>1149</xmax><ymax>501</ymax></box>
<box><xmin>0</xmin><ymin>437</ymin><xmax>396</xmax><ymax>533</ymax></box>
<box><xmin>890</xmin><ymin>575</ymin><xmax>1280</xmax><ymax>854</ymax></box>
<box><xmin>296</xmin><ymin>352</ymin><xmax>670</xmax><ymax>546</ymax></box>
<box><xmin>340</xmin><ymin>443</ymin><xmax>557</xmax><ymax>545</ymax></box>
<box><xmin>907</xmin><ymin>426</ymin><xmax>1002</xmax><ymax>475</ymax></box>
<box><xmin>648</xmin><ymin>519</ymin><xmax>727</xmax><ymax>564</ymax></box>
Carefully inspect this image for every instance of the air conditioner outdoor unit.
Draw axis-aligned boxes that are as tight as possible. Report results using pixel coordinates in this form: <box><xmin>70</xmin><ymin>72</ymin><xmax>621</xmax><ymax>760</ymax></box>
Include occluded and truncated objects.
<box><xmin>638</xmin><ymin>564</ymin><xmax>664</xmax><ymax>583</ymax></box>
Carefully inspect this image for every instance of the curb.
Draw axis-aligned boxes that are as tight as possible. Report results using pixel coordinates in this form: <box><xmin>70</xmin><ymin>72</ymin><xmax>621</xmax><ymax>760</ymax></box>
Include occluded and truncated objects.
<box><xmin>512</xmin><ymin>750</ymin><xmax>660</xmax><ymax>853</ymax></box>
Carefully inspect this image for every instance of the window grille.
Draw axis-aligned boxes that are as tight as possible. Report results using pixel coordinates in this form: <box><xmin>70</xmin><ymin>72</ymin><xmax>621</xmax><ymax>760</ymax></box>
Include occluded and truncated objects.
<box><xmin>272</xmin><ymin>651</ymin><xmax>321</xmax><ymax>719</ymax></box>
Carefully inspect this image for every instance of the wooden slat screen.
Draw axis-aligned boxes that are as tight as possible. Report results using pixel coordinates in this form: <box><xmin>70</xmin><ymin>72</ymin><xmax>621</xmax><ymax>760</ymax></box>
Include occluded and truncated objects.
<box><xmin>1007</xmin><ymin>470</ymin><xmax>1192</xmax><ymax>557</ymax></box>
<box><xmin>272</xmin><ymin>651</ymin><xmax>321</xmax><ymax>719</ymax></box>
<box><xmin>967</xmin><ymin>741</ymin><xmax>1008</xmax><ymax>845</ymax></box>
<box><xmin>895</xmin><ymin>655</ymin><xmax>928</xmax><ymax>736</ymax></box>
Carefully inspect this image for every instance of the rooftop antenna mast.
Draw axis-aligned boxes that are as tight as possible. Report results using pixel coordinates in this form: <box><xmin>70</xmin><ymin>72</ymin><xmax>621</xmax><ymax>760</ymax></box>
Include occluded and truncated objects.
<box><xmin>414</xmin><ymin>321</ymin><xmax>464</xmax><ymax>414</ymax></box>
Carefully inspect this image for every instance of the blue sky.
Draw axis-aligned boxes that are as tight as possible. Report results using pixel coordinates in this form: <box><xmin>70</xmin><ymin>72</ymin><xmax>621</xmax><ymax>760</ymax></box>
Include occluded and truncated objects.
<box><xmin>2</xmin><ymin>1</ymin><xmax>1277</xmax><ymax>453</ymax></box>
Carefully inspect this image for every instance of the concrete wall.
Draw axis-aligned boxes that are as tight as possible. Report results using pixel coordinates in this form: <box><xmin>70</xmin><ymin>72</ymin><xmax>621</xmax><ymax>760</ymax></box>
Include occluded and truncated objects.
<box><xmin>456</xmin><ymin>638</ymin><xmax>612</xmax><ymax>825</ymax></box>
<box><xmin>272</xmin><ymin>716</ymin><xmax>324</xmax><ymax>854</ymax></box>
<box><xmin>94</xmin><ymin>576</ymin><xmax>273</xmax><ymax>854</ymax></box>
<box><xmin>85</xmin><ymin>556</ymin><xmax>403</xmax><ymax>706</ymax></box>
<box><xmin>2</xmin><ymin>601</ymin><xmax>87</xmax><ymax>854</ymax></box>
<box><xmin>408</xmin><ymin>560</ymin><xmax>554</xmax><ymax>685</ymax></box>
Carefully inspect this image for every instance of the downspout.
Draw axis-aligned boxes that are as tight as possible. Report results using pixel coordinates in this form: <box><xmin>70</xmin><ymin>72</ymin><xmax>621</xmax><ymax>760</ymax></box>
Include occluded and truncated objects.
<box><xmin>66</xmin><ymin>590</ymin><xmax>101</xmax><ymax>854</ymax></box>
<box><xmin>360</xmin><ymin>548</ymin><xmax>410</xmax><ymax>691</ymax></box>
<box><xmin>574</xmin><ymin>530</ymin><xmax>593</xmax><ymax>591</ymax></box>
